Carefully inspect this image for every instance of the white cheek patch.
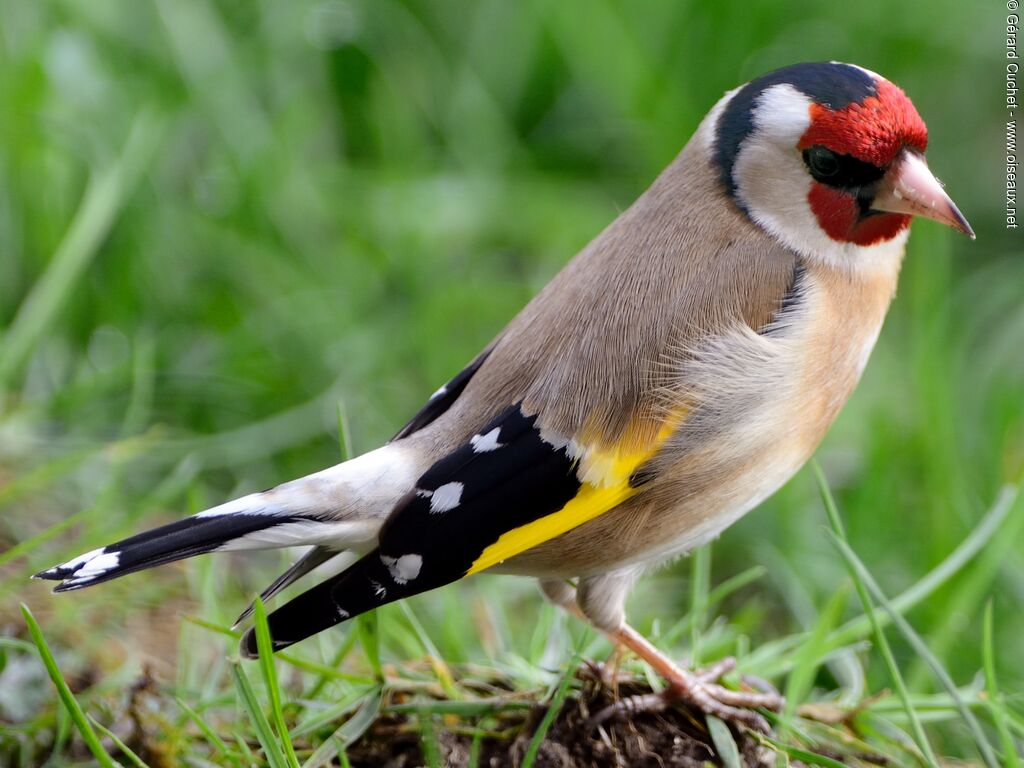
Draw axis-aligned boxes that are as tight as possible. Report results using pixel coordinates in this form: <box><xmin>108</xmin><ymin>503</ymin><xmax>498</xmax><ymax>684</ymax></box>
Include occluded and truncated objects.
<box><xmin>732</xmin><ymin>84</ymin><xmax>821</xmax><ymax>258</ymax></box>
<box><xmin>732</xmin><ymin>83</ymin><xmax>909</xmax><ymax>268</ymax></box>
<box><xmin>750</xmin><ymin>84</ymin><xmax>813</xmax><ymax>145</ymax></box>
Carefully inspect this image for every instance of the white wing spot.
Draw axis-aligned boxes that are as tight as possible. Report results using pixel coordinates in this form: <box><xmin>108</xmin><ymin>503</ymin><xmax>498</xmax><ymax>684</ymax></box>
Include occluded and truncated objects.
<box><xmin>470</xmin><ymin>428</ymin><xmax>503</xmax><ymax>453</ymax></box>
<box><xmin>381</xmin><ymin>553</ymin><xmax>423</xmax><ymax>584</ymax></box>
<box><xmin>370</xmin><ymin>579</ymin><xmax>387</xmax><ymax>598</ymax></box>
<box><xmin>429</xmin><ymin>385</ymin><xmax>447</xmax><ymax>401</ymax></box>
<box><xmin>337</xmin><ymin>607</ymin><xmax>350</xmax><ymax>619</ymax></box>
<box><xmin>429</xmin><ymin>482</ymin><xmax>463</xmax><ymax>513</ymax></box>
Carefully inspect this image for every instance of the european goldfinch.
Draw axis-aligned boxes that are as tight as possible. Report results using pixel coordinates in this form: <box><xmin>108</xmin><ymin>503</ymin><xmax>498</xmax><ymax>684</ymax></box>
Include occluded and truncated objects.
<box><xmin>37</xmin><ymin>62</ymin><xmax>973</xmax><ymax>730</ymax></box>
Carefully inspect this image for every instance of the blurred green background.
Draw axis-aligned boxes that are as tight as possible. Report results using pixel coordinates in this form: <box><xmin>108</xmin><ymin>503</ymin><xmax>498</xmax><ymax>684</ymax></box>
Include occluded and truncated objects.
<box><xmin>1</xmin><ymin>0</ymin><xmax>1021</xmax><ymax>762</ymax></box>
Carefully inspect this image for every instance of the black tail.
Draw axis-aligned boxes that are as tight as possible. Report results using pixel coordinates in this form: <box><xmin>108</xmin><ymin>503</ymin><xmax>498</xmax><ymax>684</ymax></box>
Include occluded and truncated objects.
<box><xmin>35</xmin><ymin>512</ymin><xmax>302</xmax><ymax>592</ymax></box>
<box><xmin>239</xmin><ymin>547</ymin><xmax>437</xmax><ymax>657</ymax></box>
<box><xmin>232</xmin><ymin>546</ymin><xmax>341</xmax><ymax>627</ymax></box>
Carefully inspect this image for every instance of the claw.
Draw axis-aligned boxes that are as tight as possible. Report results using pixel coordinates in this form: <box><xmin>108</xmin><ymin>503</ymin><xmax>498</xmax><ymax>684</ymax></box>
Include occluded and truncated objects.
<box><xmin>597</xmin><ymin>624</ymin><xmax>785</xmax><ymax>733</ymax></box>
<box><xmin>586</xmin><ymin>672</ymin><xmax>778</xmax><ymax>733</ymax></box>
<box><xmin>740</xmin><ymin>673</ymin><xmax>782</xmax><ymax>699</ymax></box>
<box><xmin>695</xmin><ymin>656</ymin><xmax>737</xmax><ymax>683</ymax></box>
<box><xmin>551</xmin><ymin>594</ymin><xmax>782</xmax><ymax>733</ymax></box>
<box><xmin>587</xmin><ymin>692</ymin><xmax>668</xmax><ymax>728</ymax></box>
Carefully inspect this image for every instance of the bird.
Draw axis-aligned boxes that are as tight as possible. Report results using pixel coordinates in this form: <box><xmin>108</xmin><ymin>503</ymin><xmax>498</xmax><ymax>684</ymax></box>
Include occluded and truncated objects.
<box><xmin>36</xmin><ymin>61</ymin><xmax>973</xmax><ymax>731</ymax></box>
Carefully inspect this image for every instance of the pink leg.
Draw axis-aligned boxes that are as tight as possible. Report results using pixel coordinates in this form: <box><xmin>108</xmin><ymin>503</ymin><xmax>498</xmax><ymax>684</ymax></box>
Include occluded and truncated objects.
<box><xmin>589</xmin><ymin>622</ymin><xmax>781</xmax><ymax>732</ymax></box>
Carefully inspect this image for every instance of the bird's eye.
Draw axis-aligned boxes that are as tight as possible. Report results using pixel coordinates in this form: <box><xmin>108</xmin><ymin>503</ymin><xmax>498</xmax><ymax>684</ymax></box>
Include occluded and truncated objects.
<box><xmin>801</xmin><ymin>145</ymin><xmax>887</xmax><ymax>190</ymax></box>
<box><xmin>803</xmin><ymin>146</ymin><xmax>840</xmax><ymax>180</ymax></box>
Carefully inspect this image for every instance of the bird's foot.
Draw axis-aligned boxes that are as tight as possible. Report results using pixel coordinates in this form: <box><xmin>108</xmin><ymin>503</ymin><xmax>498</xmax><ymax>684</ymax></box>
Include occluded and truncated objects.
<box><xmin>588</xmin><ymin>656</ymin><xmax>781</xmax><ymax>732</ymax></box>
<box><xmin>591</xmin><ymin>621</ymin><xmax>783</xmax><ymax>733</ymax></box>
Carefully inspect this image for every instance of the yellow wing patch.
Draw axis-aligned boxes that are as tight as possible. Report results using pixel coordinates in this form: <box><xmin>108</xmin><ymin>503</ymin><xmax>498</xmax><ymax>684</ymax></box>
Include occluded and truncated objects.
<box><xmin>466</xmin><ymin>418</ymin><xmax>679</xmax><ymax>575</ymax></box>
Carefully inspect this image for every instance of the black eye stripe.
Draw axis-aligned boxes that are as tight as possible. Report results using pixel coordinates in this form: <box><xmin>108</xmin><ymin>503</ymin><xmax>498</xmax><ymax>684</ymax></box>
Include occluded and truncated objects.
<box><xmin>802</xmin><ymin>145</ymin><xmax>886</xmax><ymax>189</ymax></box>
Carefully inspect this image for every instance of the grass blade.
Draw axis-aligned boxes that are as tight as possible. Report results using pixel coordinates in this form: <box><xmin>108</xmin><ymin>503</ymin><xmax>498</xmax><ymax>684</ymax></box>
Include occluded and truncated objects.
<box><xmin>306</xmin><ymin>629</ymin><xmax>362</xmax><ymax>699</ymax></box>
<box><xmin>234</xmin><ymin>732</ymin><xmax>259</xmax><ymax>765</ymax></box>
<box><xmin>812</xmin><ymin>462</ymin><xmax>939</xmax><ymax>768</ymax></box>
<box><xmin>659</xmin><ymin>565</ymin><xmax>766</xmax><ymax>648</ymax></box>
<box><xmin>751</xmin><ymin>484</ymin><xmax>1019</xmax><ymax>680</ymax></box>
<box><xmin>825</xmin><ymin>483</ymin><xmax>1018</xmax><ymax>653</ymax></box>
<box><xmin>419</xmin><ymin>714</ymin><xmax>443</xmax><ymax>768</ymax></box>
<box><xmin>758</xmin><ymin>734</ymin><xmax>849</xmax><ymax>768</ymax></box>
<box><xmin>521</xmin><ymin>653</ymin><xmax>580</xmax><ymax>768</ymax></box>
<box><xmin>292</xmin><ymin>685</ymin><xmax>378</xmax><ymax>738</ymax></box>
<box><xmin>707</xmin><ymin>715</ymin><xmax>741</xmax><ymax>768</ymax></box>
<box><xmin>398</xmin><ymin>601</ymin><xmax>456</xmax><ymax>696</ymax></box>
<box><xmin>982</xmin><ymin>601</ymin><xmax>1021</xmax><ymax>767</ymax></box>
<box><xmin>183</xmin><ymin>614</ymin><xmax>375</xmax><ymax>684</ymax></box>
<box><xmin>782</xmin><ymin>581</ymin><xmax>850</xmax><ymax>729</ymax></box>
<box><xmin>829</xmin><ymin>533</ymin><xmax>1000</xmax><ymax>768</ymax></box>
<box><xmin>301</xmin><ymin>685</ymin><xmax>384</xmax><ymax>768</ymax></box>
<box><xmin>689</xmin><ymin>545</ymin><xmax>711</xmax><ymax>664</ymax></box>
<box><xmin>175</xmin><ymin>696</ymin><xmax>242</xmax><ymax>768</ymax></box>
<box><xmin>753</xmin><ymin>483</ymin><xmax>1015</xmax><ymax>684</ymax></box>
<box><xmin>356</xmin><ymin>610</ymin><xmax>383</xmax><ymax>681</ymax></box>
<box><xmin>252</xmin><ymin>597</ymin><xmax>301</xmax><ymax>768</ymax></box>
<box><xmin>20</xmin><ymin>604</ymin><xmax>117</xmax><ymax>768</ymax></box>
<box><xmin>907</xmin><ymin>484</ymin><xmax>1024</xmax><ymax>690</ymax></box>
<box><xmin>230</xmin><ymin>660</ymin><xmax>289</xmax><ymax>768</ymax></box>
<box><xmin>88</xmin><ymin>716</ymin><xmax>149</xmax><ymax>768</ymax></box>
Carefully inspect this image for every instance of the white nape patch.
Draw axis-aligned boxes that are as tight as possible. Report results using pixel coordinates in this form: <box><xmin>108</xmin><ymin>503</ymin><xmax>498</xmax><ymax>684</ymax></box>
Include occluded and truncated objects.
<box><xmin>470</xmin><ymin>428</ymin><xmax>503</xmax><ymax>453</ymax></box>
<box><xmin>381</xmin><ymin>553</ymin><xmax>423</xmax><ymax>584</ymax></box>
<box><xmin>429</xmin><ymin>385</ymin><xmax>447</xmax><ymax>401</ymax></box>
<box><xmin>429</xmin><ymin>482</ymin><xmax>463</xmax><ymax>513</ymax></box>
<box><xmin>730</xmin><ymin>83</ymin><xmax>909</xmax><ymax>271</ymax></box>
<box><xmin>751</xmin><ymin>82</ymin><xmax>814</xmax><ymax>143</ymax></box>
<box><xmin>74</xmin><ymin>550</ymin><xmax>120</xmax><ymax>579</ymax></box>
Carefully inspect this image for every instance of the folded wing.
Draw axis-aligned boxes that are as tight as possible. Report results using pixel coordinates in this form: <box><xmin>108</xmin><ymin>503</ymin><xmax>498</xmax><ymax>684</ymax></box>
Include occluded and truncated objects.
<box><xmin>241</xmin><ymin>403</ymin><xmax>669</xmax><ymax>655</ymax></box>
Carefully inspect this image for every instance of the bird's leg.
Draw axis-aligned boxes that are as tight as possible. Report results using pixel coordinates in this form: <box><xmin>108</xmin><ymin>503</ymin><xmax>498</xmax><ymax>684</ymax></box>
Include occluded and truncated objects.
<box><xmin>540</xmin><ymin>574</ymin><xmax>782</xmax><ymax>733</ymax></box>
<box><xmin>589</xmin><ymin>620</ymin><xmax>782</xmax><ymax>732</ymax></box>
<box><xmin>539</xmin><ymin>579</ymin><xmax>622</xmax><ymax>687</ymax></box>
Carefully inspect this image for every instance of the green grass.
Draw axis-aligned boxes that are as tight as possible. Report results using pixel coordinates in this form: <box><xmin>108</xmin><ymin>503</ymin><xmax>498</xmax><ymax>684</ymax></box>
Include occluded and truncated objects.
<box><xmin>1</xmin><ymin>0</ymin><xmax>1022</xmax><ymax>764</ymax></box>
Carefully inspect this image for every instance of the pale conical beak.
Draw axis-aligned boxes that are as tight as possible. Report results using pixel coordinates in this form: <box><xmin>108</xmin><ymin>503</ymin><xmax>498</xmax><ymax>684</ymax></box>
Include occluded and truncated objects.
<box><xmin>870</xmin><ymin>150</ymin><xmax>974</xmax><ymax>238</ymax></box>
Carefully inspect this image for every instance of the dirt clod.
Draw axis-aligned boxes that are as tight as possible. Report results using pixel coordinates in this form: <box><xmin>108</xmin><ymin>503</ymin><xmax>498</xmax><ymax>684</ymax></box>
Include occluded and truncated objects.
<box><xmin>345</xmin><ymin>675</ymin><xmax>775</xmax><ymax>768</ymax></box>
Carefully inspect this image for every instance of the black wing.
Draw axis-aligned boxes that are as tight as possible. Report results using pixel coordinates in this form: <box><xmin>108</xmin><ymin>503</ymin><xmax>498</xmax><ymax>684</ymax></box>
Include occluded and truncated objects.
<box><xmin>241</xmin><ymin>404</ymin><xmax>583</xmax><ymax>656</ymax></box>
<box><xmin>391</xmin><ymin>348</ymin><xmax>494</xmax><ymax>441</ymax></box>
